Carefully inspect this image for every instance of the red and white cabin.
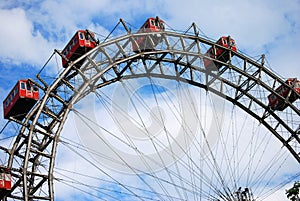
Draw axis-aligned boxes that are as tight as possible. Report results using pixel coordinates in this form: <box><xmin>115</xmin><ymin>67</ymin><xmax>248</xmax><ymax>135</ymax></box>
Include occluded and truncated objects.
<box><xmin>61</xmin><ymin>30</ymin><xmax>97</xmax><ymax>68</ymax></box>
<box><xmin>3</xmin><ymin>79</ymin><xmax>39</xmax><ymax>120</ymax></box>
<box><xmin>0</xmin><ymin>168</ymin><xmax>11</xmax><ymax>191</ymax></box>
<box><xmin>268</xmin><ymin>78</ymin><xmax>300</xmax><ymax>111</ymax></box>
<box><xmin>132</xmin><ymin>17</ymin><xmax>165</xmax><ymax>53</ymax></box>
<box><xmin>204</xmin><ymin>36</ymin><xmax>237</xmax><ymax>70</ymax></box>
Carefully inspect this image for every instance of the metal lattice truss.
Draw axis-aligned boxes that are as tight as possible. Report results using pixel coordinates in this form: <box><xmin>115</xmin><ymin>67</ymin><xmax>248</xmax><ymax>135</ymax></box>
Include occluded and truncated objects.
<box><xmin>3</xmin><ymin>27</ymin><xmax>300</xmax><ymax>200</ymax></box>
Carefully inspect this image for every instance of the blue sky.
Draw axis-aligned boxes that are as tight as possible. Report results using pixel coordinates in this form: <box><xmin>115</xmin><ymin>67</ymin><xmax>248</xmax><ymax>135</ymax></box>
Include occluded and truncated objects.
<box><xmin>0</xmin><ymin>0</ymin><xmax>300</xmax><ymax>200</ymax></box>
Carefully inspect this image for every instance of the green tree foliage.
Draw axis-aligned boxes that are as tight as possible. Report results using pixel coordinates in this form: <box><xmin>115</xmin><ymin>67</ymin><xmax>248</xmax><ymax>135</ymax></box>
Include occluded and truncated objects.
<box><xmin>286</xmin><ymin>181</ymin><xmax>300</xmax><ymax>201</ymax></box>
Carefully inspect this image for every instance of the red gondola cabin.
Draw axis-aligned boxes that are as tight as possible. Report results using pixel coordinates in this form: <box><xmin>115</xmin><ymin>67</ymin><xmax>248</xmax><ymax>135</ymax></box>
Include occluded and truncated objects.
<box><xmin>268</xmin><ymin>78</ymin><xmax>300</xmax><ymax>111</ymax></box>
<box><xmin>204</xmin><ymin>36</ymin><xmax>237</xmax><ymax>70</ymax></box>
<box><xmin>0</xmin><ymin>168</ymin><xmax>11</xmax><ymax>191</ymax></box>
<box><xmin>132</xmin><ymin>17</ymin><xmax>165</xmax><ymax>53</ymax></box>
<box><xmin>3</xmin><ymin>79</ymin><xmax>39</xmax><ymax>120</ymax></box>
<box><xmin>61</xmin><ymin>30</ymin><xmax>98</xmax><ymax>68</ymax></box>
<box><xmin>0</xmin><ymin>168</ymin><xmax>11</xmax><ymax>198</ymax></box>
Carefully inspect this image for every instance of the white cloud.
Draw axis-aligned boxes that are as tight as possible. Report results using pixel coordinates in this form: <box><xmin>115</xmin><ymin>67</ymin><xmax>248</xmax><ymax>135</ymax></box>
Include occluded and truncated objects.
<box><xmin>265</xmin><ymin>33</ymin><xmax>300</xmax><ymax>79</ymax></box>
<box><xmin>2</xmin><ymin>0</ymin><xmax>298</xmax><ymax>74</ymax></box>
<box><xmin>258</xmin><ymin>186</ymin><xmax>291</xmax><ymax>201</ymax></box>
<box><xmin>0</xmin><ymin>8</ymin><xmax>56</xmax><ymax>66</ymax></box>
<box><xmin>160</xmin><ymin>0</ymin><xmax>300</xmax><ymax>77</ymax></box>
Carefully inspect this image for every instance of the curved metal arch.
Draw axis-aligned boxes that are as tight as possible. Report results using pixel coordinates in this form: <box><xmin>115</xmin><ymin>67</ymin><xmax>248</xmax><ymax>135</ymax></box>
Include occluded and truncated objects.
<box><xmin>77</xmin><ymin>49</ymin><xmax>300</xmax><ymax>161</ymax></box>
<box><xmin>4</xmin><ymin>29</ymin><xmax>299</xmax><ymax>200</ymax></box>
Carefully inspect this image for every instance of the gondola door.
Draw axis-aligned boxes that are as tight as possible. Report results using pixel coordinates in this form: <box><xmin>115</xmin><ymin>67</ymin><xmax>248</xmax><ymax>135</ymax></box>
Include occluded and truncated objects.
<box><xmin>25</xmin><ymin>82</ymin><xmax>33</xmax><ymax>98</ymax></box>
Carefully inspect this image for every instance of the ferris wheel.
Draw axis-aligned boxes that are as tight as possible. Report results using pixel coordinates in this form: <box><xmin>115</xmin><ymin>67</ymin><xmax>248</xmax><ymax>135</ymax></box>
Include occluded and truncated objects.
<box><xmin>0</xmin><ymin>17</ymin><xmax>299</xmax><ymax>201</ymax></box>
